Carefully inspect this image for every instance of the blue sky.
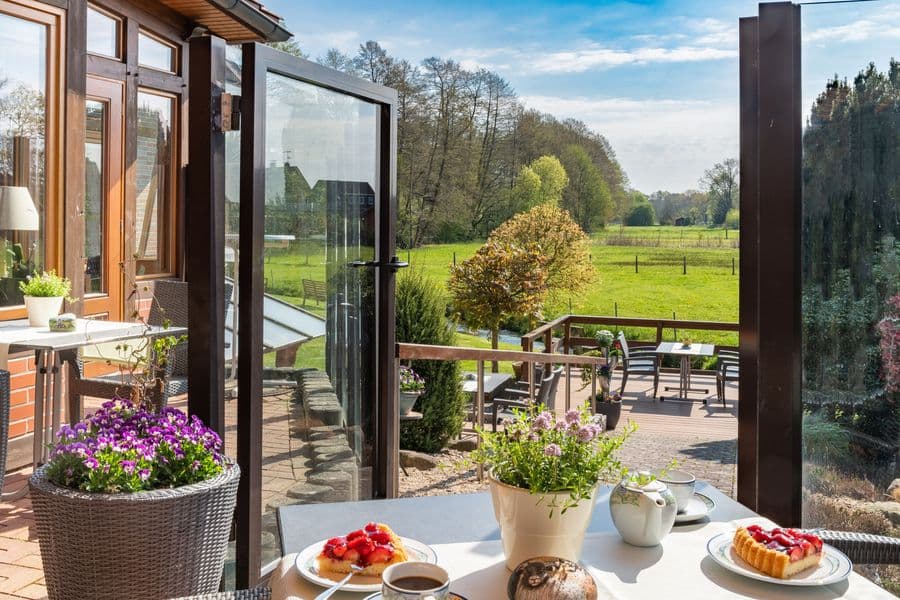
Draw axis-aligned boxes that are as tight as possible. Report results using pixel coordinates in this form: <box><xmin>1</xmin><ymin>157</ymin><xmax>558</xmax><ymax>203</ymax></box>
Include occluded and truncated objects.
<box><xmin>265</xmin><ymin>0</ymin><xmax>899</xmax><ymax>194</ymax></box>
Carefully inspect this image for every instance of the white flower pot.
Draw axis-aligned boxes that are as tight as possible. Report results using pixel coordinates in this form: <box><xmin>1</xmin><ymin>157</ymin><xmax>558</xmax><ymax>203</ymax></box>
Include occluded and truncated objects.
<box><xmin>24</xmin><ymin>296</ymin><xmax>64</xmax><ymax>328</ymax></box>
<box><xmin>489</xmin><ymin>476</ymin><xmax>598</xmax><ymax>569</ymax></box>
<box><xmin>399</xmin><ymin>390</ymin><xmax>421</xmax><ymax>416</ymax></box>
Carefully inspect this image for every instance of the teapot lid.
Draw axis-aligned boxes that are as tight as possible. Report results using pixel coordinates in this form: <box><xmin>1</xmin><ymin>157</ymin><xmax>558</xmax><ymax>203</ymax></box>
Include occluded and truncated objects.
<box><xmin>623</xmin><ymin>471</ymin><xmax>667</xmax><ymax>493</ymax></box>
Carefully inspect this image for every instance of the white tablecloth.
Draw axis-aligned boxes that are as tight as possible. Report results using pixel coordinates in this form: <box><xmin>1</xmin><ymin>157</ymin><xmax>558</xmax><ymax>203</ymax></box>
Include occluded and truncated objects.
<box><xmin>269</xmin><ymin>516</ymin><xmax>893</xmax><ymax>599</ymax></box>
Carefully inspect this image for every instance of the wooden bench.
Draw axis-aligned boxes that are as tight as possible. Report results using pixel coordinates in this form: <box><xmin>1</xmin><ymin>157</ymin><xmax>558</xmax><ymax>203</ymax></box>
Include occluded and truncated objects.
<box><xmin>302</xmin><ymin>279</ymin><xmax>327</xmax><ymax>306</ymax></box>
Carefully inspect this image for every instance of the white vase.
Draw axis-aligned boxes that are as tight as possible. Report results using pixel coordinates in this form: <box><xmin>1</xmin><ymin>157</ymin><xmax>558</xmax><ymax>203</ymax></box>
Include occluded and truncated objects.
<box><xmin>24</xmin><ymin>296</ymin><xmax>63</xmax><ymax>328</ymax></box>
<box><xmin>489</xmin><ymin>476</ymin><xmax>598</xmax><ymax>570</ymax></box>
<box><xmin>398</xmin><ymin>390</ymin><xmax>420</xmax><ymax>416</ymax></box>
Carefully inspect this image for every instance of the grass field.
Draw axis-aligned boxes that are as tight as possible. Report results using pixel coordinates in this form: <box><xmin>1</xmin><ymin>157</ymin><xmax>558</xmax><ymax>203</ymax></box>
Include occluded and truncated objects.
<box><xmin>263</xmin><ymin>225</ymin><xmax>739</xmax><ymax>369</ymax></box>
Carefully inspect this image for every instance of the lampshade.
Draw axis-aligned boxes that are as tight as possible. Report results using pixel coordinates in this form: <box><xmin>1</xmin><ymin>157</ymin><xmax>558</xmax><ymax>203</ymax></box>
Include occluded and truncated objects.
<box><xmin>0</xmin><ymin>186</ymin><xmax>39</xmax><ymax>231</ymax></box>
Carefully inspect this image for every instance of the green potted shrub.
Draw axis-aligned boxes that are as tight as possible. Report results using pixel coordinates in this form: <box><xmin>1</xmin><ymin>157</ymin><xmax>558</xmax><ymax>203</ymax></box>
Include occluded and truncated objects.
<box><xmin>19</xmin><ymin>270</ymin><xmax>71</xmax><ymax>327</ymax></box>
<box><xmin>30</xmin><ymin>399</ymin><xmax>239</xmax><ymax>600</ymax></box>
<box><xmin>472</xmin><ymin>403</ymin><xmax>632</xmax><ymax>568</ymax></box>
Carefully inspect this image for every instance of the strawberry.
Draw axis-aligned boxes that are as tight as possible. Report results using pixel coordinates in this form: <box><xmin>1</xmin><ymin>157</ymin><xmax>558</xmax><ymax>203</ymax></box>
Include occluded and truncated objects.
<box><xmin>788</xmin><ymin>545</ymin><xmax>805</xmax><ymax>562</ymax></box>
<box><xmin>331</xmin><ymin>543</ymin><xmax>347</xmax><ymax>558</ymax></box>
<box><xmin>746</xmin><ymin>524</ymin><xmax>762</xmax><ymax>533</ymax></box>
<box><xmin>346</xmin><ymin>529</ymin><xmax>366</xmax><ymax>541</ymax></box>
<box><xmin>327</xmin><ymin>537</ymin><xmax>343</xmax><ymax>546</ymax></box>
<box><xmin>799</xmin><ymin>533</ymin><xmax>823</xmax><ymax>552</ymax></box>
<box><xmin>773</xmin><ymin>533</ymin><xmax>796</xmax><ymax>548</ymax></box>
<box><xmin>368</xmin><ymin>546</ymin><xmax>394</xmax><ymax>564</ymax></box>
<box><xmin>752</xmin><ymin>531</ymin><xmax>771</xmax><ymax>544</ymax></box>
<box><xmin>364</xmin><ymin>522</ymin><xmax>379</xmax><ymax>533</ymax></box>
<box><xmin>344</xmin><ymin>549</ymin><xmax>359</xmax><ymax>562</ymax></box>
<box><xmin>348</xmin><ymin>535</ymin><xmax>370</xmax><ymax>550</ymax></box>
<box><xmin>370</xmin><ymin>531</ymin><xmax>392</xmax><ymax>544</ymax></box>
<box><xmin>798</xmin><ymin>539</ymin><xmax>813</xmax><ymax>556</ymax></box>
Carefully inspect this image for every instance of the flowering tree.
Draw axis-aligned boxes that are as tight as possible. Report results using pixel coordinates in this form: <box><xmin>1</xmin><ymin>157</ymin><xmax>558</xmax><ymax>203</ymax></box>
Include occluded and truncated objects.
<box><xmin>448</xmin><ymin>239</ymin><xmax>549</xmax><ymax>371</ymax></box>
<box><xmin>878</xmin><ymin>293</ymin><xmax>900</xmax><ymax>394</ymax></box>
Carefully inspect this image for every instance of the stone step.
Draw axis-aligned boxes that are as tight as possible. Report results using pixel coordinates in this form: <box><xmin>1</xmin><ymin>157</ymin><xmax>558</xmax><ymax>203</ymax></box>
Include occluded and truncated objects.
<box><xmin>285</xmin><ymin>482</ymin><xmax>334</xmax><ymax>502</ymax></box>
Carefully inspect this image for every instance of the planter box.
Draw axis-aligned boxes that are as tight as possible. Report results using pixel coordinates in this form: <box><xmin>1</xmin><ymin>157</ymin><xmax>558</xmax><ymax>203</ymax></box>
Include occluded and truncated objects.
<box><xmin>594</xmin><ymin>401</ymin><xmax>622</xmax><ymax>430</ymax></box>
<box><xmin>30</xmin><ymin>462</ymin><xmax>240</xmax><ymax>600</ymax></box>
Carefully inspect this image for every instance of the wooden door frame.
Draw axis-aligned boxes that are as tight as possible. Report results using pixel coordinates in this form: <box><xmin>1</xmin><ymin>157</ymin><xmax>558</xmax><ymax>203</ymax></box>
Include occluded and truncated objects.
<box><xmin>82</xmin><ymin>76</ymin><xmax>125</xmax><ymax>321</ymax></box>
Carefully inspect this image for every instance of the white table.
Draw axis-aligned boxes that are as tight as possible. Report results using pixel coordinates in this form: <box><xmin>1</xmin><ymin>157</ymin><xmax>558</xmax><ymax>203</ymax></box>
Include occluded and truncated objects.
<box><xmin>270</xmin><ymin>485</ymin><xmax>893</xmax><ymax>599</ymax></box>
<box><xmin>655</xmin><ymin>341</ymin><xmax>716</xmax><ymax>401</ymax></box>
<box><xmin>0</xmin><ymin>318</ymin><xmax>184</xmax><ymax>500</ymax></box>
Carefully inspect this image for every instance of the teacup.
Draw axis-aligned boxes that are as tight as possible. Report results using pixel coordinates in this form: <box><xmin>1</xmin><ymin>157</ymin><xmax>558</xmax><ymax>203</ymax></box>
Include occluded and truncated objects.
<box><xmin>382</xmin><ymin>561</ymin><xmax>451</xmax><ymax>600</ymax></box>
<box><xmin>656</xmin><ymin>469</ymin><xmax>695</xmax><ymax>513</ymax></box>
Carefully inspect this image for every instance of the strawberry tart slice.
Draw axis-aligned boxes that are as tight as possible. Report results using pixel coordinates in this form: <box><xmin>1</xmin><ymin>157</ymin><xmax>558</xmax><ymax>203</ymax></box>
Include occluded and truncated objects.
<box><xmin>318</xmin><ymin>522</ymin><xmax>409</xmax><ymax>577</ymax></box>
<box><xmin>732</xmin><ymin>524</ymin><xmax>824</xmax><ymax>579</ymax></box>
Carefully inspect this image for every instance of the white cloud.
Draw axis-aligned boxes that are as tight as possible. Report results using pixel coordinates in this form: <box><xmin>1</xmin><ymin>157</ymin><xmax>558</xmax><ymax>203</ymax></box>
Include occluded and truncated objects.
<box><xmin>295</xmin><ymin>29</ymin><xmax>360</xmax><ymax>51</ymax></box>
<box><xmin>530</xmin><ymin>44</ymin><xmax>737</xmax><ymax>73</ymax></box>
<box><xmin>805</xmin><ymin>19</ymin><xmax>900</xmax><ymax>44</ymax></box>
<box><xmin>520</xmin><ymin>95</ymin><xmax>737</xmax><ymax>193</ymax></box>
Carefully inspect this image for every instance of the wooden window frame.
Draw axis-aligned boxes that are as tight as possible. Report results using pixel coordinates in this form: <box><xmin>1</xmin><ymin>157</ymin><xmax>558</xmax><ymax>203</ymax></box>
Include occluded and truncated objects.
<box><xmin>137</xmin><ymin>27</ymin><xmax>179</xmax><ymax>75</ymax></box>
<box><xmin>86</xmin><ymin>3</ymin><xmax>122</xmax><ymax>61</ymax></box>
<box><xmin>0</xmin><ymin>0</ymin><xmax>65</xmax><ymax>322</ymax></box>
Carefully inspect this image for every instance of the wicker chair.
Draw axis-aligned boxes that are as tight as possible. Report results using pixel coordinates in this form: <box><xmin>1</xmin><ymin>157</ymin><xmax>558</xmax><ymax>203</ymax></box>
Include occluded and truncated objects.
<box><xmin>617</xmin><ymin>332</ymin><xmax>660</xmax><ymax>398</ymax></box>
<box><xmin>819</xmin><ymin>530</ymin><xmax>900</xmax><ymax>564</ymax></box>
<box><xmin>0</xmin><ymin>370</ymin><xmax>9</xmax><ymax>492</ymax></box>
<box><xmin>64</xmin><ymin>281</ymin><xmax>231</xmax><ymax>417</ymax></box>
<box><xmin>492</xmin><ymin>366</ymin><xmax>564</xmax><ymax>431</ymax></box>
<box><xmin>171</xmin><ymin>587</ymin><xmax>271</xmax><ymax>600</ymax></box>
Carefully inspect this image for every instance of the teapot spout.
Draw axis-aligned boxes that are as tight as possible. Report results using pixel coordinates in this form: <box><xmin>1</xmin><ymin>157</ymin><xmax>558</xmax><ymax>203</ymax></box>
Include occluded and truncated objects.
<box><xmin>642</xmin><ymin>491</ymin><xmax>666</xmax><ymax>542</ymax></box>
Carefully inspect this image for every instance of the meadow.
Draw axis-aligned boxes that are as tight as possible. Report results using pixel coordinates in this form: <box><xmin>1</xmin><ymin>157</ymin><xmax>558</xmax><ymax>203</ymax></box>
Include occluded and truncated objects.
<box><xmin>263</xmin><ymin>225</ymin><xmax>739</xmax><ymax>370</ymax></box>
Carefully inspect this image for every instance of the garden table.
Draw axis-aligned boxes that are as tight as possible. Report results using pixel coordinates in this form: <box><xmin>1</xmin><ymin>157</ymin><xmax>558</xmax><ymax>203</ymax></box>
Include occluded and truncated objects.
<box><xmin>655</xmin><ymin>341</ymin><xmax>716</xmax><ymax>401</ymax></box>
<box><xmin>273</xmin><ymin>482</ymin><xmax>893</xmax><ymax>598</ymax></box>
<box><xmin>0</xmin><ymin>318</ymin><xmax>185</xmax><ymax>500</ymax></box>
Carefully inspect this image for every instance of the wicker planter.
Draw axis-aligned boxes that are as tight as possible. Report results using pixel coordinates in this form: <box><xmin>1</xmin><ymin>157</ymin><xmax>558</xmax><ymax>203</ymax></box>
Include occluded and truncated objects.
<box><xmin>30</xmin><ymin>461</ymin><xmax>240</xmax><ymax>600</ymax></box>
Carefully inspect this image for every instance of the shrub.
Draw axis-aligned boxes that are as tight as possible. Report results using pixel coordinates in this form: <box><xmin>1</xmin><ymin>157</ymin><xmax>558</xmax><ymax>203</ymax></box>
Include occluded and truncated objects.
<box><xmin>625</xmin><ymin>202</ymin><xmax>655</xmax><ymax>226</ymax></box>
<box><xmin>802</xmin><ymin>410</ymin><xmax>851</xmax><ymax>465</ymax></box>
<box><xmin>20</xmin><ymin>270</ymin><xmax>71</xmax><ymax>298</ymax></box>
<box><xmin>724</xmin><ymin>208</ymin><xmax>740</xmax><ymax>229</ymax></box>
<box><xmin>397</xmin><ymin>271</ymin><xmax>467</xmax><ymax>453</ymax></box>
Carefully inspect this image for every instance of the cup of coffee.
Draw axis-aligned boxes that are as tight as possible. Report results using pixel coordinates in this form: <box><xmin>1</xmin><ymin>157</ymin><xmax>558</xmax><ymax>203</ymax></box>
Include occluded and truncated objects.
<box><xmin>656</xmin><ymin>469</ymin><xmax>695</xmax><ymax>513</ymax></box>
<box><xmin>382</xmin><ymin>562</ymin><xmax>451</xmax><ymax>600</ymax></box>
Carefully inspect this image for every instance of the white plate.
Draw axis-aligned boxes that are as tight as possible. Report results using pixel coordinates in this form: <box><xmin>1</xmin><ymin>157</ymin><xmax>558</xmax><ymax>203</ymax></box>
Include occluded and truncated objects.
<box><xmin>363</xmin><ymin>593</ymin><xmax>468</xmax><ymax>600</ymax></box>
<box><xmin>674</xmin><ymin>492</ymin><xmax>716</xmax><ymax>523</ymax></box>
<box><xmin>295</xmin><ymin>537</ymin><xmax>438</xmax><ymax>593</ymax></box>
<box><xmin>706</xmin><ymin>531</ymin><xmax>853</xmax><ymax>586</ymax></box>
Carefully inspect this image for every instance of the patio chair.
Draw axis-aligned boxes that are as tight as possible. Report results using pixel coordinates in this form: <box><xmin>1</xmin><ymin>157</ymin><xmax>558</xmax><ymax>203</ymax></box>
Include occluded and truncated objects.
<box><xmin>0</xmin><ymin>370</ymin><xmax>8</xmax><ymax>492</ymax></box>
<box><xmin>171</xmin><ymin>586</ymin><xmax>271</xmax><ymax>599</ymax></box>
<box><xmin>716</xmin><ymin>349</ymin><xmax>739</xmax><ymax>407</ymax></box>
<box><xmin>819</xmin><ymin>530</ymin><xmax>900</xmax><ymax>564</ymax></box>
<box><xmin>617</xmin><ymin>332</ymin><xmax>660</xmax><ymax>398</ymax></box>
<box><xmin>64</xmin><ymin>281</ymin><xmax>231</xmax><ymax>416</ymax></box>
<box><xmin>492</xmin><ymin>366</ymin><xmax>564</xmax><ymax>431</ymax></box>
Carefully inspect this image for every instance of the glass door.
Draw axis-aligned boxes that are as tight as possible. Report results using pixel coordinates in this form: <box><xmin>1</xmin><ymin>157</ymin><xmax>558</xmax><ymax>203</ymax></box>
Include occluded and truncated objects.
<box><xmin>82</xmin><ymin>77</ymin><xmax>124</xmax><ymax>320</ymax></box>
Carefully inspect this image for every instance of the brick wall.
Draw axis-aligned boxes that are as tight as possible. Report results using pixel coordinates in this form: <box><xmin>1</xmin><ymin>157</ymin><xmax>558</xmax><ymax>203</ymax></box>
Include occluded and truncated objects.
<box><xmin>6</xmin><ymin>354</ymin><xmax>36</xmax><ymax>440</ymax></box>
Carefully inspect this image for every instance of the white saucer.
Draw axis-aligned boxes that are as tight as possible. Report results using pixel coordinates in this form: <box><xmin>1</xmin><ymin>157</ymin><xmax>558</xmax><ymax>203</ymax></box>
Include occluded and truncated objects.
<box><xmin>674</xmin><ymin>492</ymin><xmax>715</xmax><ymax>523</ymax></box>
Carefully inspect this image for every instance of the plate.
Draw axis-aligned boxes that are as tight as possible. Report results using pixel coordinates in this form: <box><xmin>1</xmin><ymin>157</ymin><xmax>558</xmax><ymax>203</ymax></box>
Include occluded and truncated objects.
<box><xmin>294</xmin><ymin>537</ymin><xmax>438</xmax><ymax>593</ymax></box>
<box><xmin>706</xmin><ymin>531</ymin><xmax>852</xmax><ymax>586</ymax></box>
<box><xmin>364</xmin><ymin>593</ymin><xmax>467</xmax><ymax>600</ymax></box>
<box><xmin>674</xmin><ymin>492</ymin><xmax>716</xmax><ymax>523</ymax></box>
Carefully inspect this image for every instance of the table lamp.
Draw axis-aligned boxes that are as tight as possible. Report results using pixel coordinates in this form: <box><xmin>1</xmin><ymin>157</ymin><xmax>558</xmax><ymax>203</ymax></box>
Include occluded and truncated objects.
<box><xmin>0</xmin><ymin>186</ymin><xmax>39</xmax><ymax>277</ymax></box>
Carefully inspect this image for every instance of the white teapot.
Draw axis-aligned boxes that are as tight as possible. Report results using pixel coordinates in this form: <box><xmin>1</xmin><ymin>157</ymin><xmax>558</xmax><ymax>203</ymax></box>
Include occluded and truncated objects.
<box><xmin>609</xmin><ymin>472</ymin><xmax>677</xmax><ymax>547</ymax></box>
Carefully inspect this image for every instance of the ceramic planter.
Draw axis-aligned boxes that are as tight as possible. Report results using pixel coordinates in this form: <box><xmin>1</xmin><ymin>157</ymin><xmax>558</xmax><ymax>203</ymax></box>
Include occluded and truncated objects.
<box><xmin>594</xmin><ymin>399</ymin><xmax>622</xmax><ymax>430</ymax></box>
<box><xmin>399</xmin><ymin>390</ymin><xmax>421</xmax><ymax>416</ymax></box>
<box><xmin>29</xmin><ymin>462</ymin><xmax>240</xmax><ymax>600</ymax></box>
<box><xmin>489</xmin><ymin>476</ymin><xmax>598</xmax><ymax>569</ymax></box>
<box><xmin>609</xmin><ymin>476</ymin><xmax>677</xmax><ymax>547</ymax></box>
<box><xmin>24</xmin><ymin>295</ymin><xmax>63</xmax><ymax>327</ymax></box>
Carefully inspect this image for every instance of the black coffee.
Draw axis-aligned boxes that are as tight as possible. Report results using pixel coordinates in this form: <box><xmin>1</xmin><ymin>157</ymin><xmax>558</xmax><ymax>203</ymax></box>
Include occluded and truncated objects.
<box><xmin>391</xmin><ymin>576</ymin><xmax>443</xmax><ymax>591</ymax></box>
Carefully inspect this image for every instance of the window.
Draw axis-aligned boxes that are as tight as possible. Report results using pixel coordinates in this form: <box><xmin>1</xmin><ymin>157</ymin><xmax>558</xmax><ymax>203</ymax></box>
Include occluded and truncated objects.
<box><xmin>0</xmin><ymin>10</ymin><xmax>48</xmax><ymax>307</ymax></box>
<box><xmin>135</xmin><ymin>91</ymin><xmax>175</xmax><ymax>276</ymax></box>
<box><xmin>138</xmin><ymin>30</ymin><xmax>176</xmax><ymax>73</ymax></box>
<box><xmin>86</xmin><ymin>5</ymin><xmax>120</xmax><ymax>59</ymax></box>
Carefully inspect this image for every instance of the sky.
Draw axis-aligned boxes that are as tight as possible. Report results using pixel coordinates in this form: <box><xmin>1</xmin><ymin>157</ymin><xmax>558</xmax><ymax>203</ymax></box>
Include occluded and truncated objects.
<box><xmin>264</xmin><ymin>0</ymin><xmax>899</xmax><ymax>194</ymax></box>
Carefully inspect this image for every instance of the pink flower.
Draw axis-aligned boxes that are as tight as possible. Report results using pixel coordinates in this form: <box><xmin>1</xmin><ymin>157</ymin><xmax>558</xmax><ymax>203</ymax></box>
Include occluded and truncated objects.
<box><xmin>543</xmin><ymin>443</ymin><xmax>562</xmax><ymax>457</ymax></box>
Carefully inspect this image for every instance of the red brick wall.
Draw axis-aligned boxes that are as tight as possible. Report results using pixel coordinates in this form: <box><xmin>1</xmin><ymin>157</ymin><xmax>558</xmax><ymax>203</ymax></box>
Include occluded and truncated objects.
<box><xmin>7</xmin><ymin>354</ymin><xmax>36</xmax><ymax>439</ymax></box>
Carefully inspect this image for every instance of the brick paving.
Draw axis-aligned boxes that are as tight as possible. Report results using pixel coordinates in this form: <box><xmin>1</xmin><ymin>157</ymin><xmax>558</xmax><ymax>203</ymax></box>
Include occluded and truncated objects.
<box><xmin>0</xmin><ymin>371</ymin><xmax>737</xmax><ymax>598</ymax></box>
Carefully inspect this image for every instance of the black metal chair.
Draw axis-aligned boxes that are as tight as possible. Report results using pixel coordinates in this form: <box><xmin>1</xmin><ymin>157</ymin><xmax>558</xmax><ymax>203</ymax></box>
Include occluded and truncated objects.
<box><xmin>617</xmin><ymin>332</ymin><xmax>660</xmax><ymax>398</ymax></box>
<box><xmin>716</xmin><ymin>349</ymin><xmax>739</xmax><ymax>407</ymax></box>
<box><xmin>819</xmin><ymin>530</ymin><xmax>900</xmax><ymax>564</ymax></box>
<box><xmin>492</xmin><ymin>366</ymin><xmax>564</xmax><ymax>431</ymax></box>
<box><xmin>171</xmin><ymin>586</ymin><xmax>271</xmax><ymax>600</ymax></box>
<box><xmin>0</xmin><ymin>370</ymin><xmax>9</xmax><ymax>492</ymax></box>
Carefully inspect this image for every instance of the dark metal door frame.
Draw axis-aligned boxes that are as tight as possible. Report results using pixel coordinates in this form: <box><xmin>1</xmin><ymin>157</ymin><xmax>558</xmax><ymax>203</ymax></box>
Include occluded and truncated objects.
<box><xmin>237</xmin><ymin>42</ymin><xmax>398</xmax><ymax>586</ymax></box>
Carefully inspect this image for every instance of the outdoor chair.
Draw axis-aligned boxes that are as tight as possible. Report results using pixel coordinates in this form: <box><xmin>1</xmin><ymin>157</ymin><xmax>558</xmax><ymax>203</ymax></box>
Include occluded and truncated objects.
<box><xmin>819</xmin><ymin>530</ymin><xmax>900</xmax><ymax>564</ymax></box>
<box><xmin>492</xmin><ymin>366</ymin><xmax>564</xmax><ymax>431</ymax></box>
<box><xmin>0</xmin><ymin>370</ymin><xmax>9</xmax><ymax>492</ymax></box>
<box><xmin>617</xmin><ymin>332</ymin><xmax>660</xmax><ymax>398</ymax></box>
<box><xmin>716</xmin><ymin>349</ymin><xmax>739</xmax><ymax>407</ymax></box>
<box><xmin>171</xmin><ymin>586</ymin><xmax>271</xmax><ymax>599</ymax></box>
<box><xmin>64</xmin><ymin>281</ymin><xmax>231</xmax><ymax>416</ymax></box>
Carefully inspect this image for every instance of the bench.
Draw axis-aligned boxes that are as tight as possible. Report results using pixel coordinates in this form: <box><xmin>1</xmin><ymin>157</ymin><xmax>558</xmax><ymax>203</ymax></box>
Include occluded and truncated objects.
<box><xmin>302</xmin><ymin>279</ymin><xmax>326</xmax><ymax>306</ymax></box>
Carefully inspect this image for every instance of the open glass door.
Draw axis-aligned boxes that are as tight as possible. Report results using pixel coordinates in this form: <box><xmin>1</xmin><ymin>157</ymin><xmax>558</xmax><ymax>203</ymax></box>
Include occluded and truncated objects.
<box><xmin>234</xmin><ymin>43</ymin><xmax>398</xmax><ymax>582</ymax></box>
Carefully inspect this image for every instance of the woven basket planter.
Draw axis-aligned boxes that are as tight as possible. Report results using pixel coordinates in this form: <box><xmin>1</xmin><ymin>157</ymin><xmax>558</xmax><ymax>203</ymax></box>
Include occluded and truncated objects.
<box><xmin>30</xmin><ymin>461</ymin><xmax>240</xmax><ymax>600</ymax></box>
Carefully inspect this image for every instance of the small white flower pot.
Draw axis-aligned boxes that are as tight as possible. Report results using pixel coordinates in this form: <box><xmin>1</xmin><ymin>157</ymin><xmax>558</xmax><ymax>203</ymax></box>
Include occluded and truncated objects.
<box><xmin>399</xmin><ymin>390</ymin><xmax>421</xmax><ymax>416</ymax></box>
<box><xmin>489</xmin><ymin>476</ymin><xmax>598</xmax><ymax>569</ymax></box>
<box><xmin>24</xmin><ymin>296</ymin><xmax>64</xmax><ymax>328</ymax></box>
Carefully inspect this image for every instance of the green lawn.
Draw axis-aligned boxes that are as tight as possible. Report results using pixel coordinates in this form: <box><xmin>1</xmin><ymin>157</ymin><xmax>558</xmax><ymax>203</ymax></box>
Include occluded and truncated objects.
<box><xmin>261</xmin><ymin>225</ymin><xmax>739</xmax><ymax>370</ymax></box>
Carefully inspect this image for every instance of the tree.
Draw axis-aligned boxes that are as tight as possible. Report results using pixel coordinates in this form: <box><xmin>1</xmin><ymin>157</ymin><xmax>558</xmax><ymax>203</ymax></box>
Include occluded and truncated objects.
<box><xmin>266</xmin><ymin>39</ymin><xmax>307</xmax><ymax>59</ymax></box>
<box><xmin>701</xmin><ymin>158</ymin><xmax>738</xmax><ymax>225</ymax></box>
<box><xmin>317</xmin><ymin>48</ymin><xmax>354</xmax><ymax>72</ymax></box>
<box><xmin>448</xmin><ymin>240</ymin><xmax>549</xmax><ymax>371</ymax></box>
<box><xmin>489</xmin><ymin>203</ymin><xmax>594</xmax><ymax>307</ymax></box>
<box><xmin>626</xmin><ymin>202</ymin><xmax>656</xmax><ymax>226</ymax></box>
<box><xmin>508</xmin><ymin>155</ymin><xmax>568</xmax><ymax>214</ymax></box>
<box><xmin>560</xmin><ymin>144</ymin><xmax>613</xmax><ymax>232</ymax></box>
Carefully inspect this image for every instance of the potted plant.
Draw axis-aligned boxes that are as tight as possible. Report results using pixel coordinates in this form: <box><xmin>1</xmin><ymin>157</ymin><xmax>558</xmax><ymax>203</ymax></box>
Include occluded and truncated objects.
<box><xmin>19</xmin><ymin>270</ymin><xmax>71</xmax><ymax>327</ymax></box>
<box><xmin>593</xmin><ymin>390</ymin><xmax>623</xmax><ymax>430</ymax></box>
<box><xmin>29</xmin><ymin>399</ymin><xmax>239</xmax><ymax>600</ymax></box>
<box><xmin>472</xmin><ymin>404</ymin><xmax>633</xmax><ymax>568</ymax></box>
<box><xmin>399</xmin><ymin>365</ymin><xmax>425</xmax><ymax>416</ymax></box>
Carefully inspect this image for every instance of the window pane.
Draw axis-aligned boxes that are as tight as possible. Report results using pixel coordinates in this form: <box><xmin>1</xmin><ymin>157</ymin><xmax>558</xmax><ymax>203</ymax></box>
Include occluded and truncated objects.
<box><xmin>138</xmin><ymin>32</ymin><xmax>174</xmax><ymax>72</ymax></box>
<box><xmin>85</xmin><ymin>100</ymin><xmax>104</xmax><ymax>293</ymax></box>
<box><xmin>0</xmin><ymin>12</ymin><xmax>47</xmax><ymax>307</ymax></box>
<box><xmin>135</xmin><ymin>91</ymin><xmax>173</xmax><ymax>275</ymax></box>
<box><xmin>86</xmin><ymin>6</ymin><xmax>118</xmax><ymax>58</ymax></box>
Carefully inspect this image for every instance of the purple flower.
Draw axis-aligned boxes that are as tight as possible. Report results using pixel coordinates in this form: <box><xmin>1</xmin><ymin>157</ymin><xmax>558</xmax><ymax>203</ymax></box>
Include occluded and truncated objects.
<box><xmin>576</xmin><ymin>425</ymin><xmax>597</xmax><ymax>443</ymax></box>
<box><xmin>564</xmin><ymin>409</ymin><xmax>580</xmax><ymax>424</ymax></box>
<box><xmin>527</xmin><ymin>432</ymin><xmax>539</xmax><ymax>442</ymax></box>
<box><xmin>138</xmin><ymin>469</ymin><xmax>151</xmax><ymax>481</ymax></box>
<box><xmin>83</xmin><ymin>457</ymin><xmax>99</xmax><ymax>469</ymax></box>
<box><xmin>532</xmin><ymin>414</ymin><xmax>551</xmax><ymax>431</ymax></box>
<box><xmin>120</xmin><ymin>460</ymin><xmax>136</xmax><ymax>474</ymax></box>
<box><xmin>543</xmin><ymin>443</ymin><xmax>562</xmax><ymax>457</ymax></box>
